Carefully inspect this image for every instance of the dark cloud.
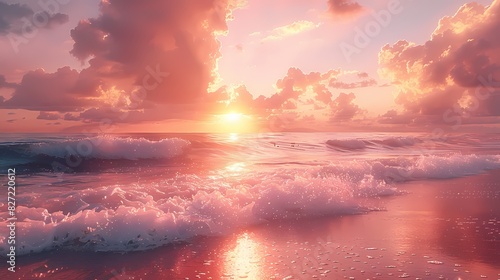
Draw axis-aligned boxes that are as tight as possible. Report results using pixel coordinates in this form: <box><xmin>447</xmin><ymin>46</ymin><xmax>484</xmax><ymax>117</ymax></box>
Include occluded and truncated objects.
<box><xmin>0</xmin><ymin>2</ymin><xmax>68</xmax><ymax>35</ymax></box>
<box><xmin>37</xmin><ymin>112</ymin><xmax>61</xmax><ymax>120</ymax></box>
<box><xmin>0</xmin><ymin>2</ymin><xmax>32</xmax><ymax>34</ymax></box>
<box><xmin>327</xmin><ymin>0</ymin><xmax>364</xmax><ymax>16</ymax></box>
<box><xmin>45</xmin><ymin>13</ymin><xmax>69</xmax><ymax>29</ymax></box>
<box><xmin>63</xmin><ymin>113</ymin><xmax>80</xmax><ymax>121</ymax></box>
<box><xmin>0</xmin><ymin>75</ymin><xmax>17</xmax><ymax>88</ymax></box>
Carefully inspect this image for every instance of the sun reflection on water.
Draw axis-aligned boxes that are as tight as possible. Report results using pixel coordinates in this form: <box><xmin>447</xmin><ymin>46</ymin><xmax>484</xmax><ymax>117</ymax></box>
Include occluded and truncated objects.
<box><xmin>228</xmin><ymin>133</ymin><xmax>239</xmax><ymax>142</ymax></box>
<box><xmin>224</xmin><ymin>162</ymin><xmax>246</xmax><ymax>174</ymax></box>
<box><xmin>223</xmin><ymin>232</ymin><xmax>263</xmax><ymax>279</ymax></box>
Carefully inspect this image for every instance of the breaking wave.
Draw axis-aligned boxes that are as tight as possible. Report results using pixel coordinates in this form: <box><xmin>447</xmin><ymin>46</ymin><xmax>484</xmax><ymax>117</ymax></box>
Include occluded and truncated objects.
<box><xmin>2</xmin><ymin>153</ymin><xmax>499</xmax><ymax>255</ymax></box>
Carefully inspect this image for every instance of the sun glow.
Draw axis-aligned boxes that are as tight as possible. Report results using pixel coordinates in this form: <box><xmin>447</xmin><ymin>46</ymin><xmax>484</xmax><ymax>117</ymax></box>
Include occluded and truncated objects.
<box><xmin>223</xmin><ymin>113</ymin><xmax>243</xmax><ymax>122</ymax></box>
<box><xmin>214</xmin><ymin>113</ymin><xmax>256</xmax><ymax>133</ymax></box>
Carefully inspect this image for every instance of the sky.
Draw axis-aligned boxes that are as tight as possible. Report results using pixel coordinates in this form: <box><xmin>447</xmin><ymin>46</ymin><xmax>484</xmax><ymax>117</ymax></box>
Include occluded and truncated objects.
<box><xmin>0</xmin><ymin>0</ymin><xmax>499</xmax><ymax>133</ymax></box>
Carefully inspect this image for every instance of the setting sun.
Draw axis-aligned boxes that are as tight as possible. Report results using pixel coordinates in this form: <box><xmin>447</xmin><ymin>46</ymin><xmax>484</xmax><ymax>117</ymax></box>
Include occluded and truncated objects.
<box><xmin>214</xmin><ymin>113</ymin><xmax>255</xmax><ymax>133</ymax></box>
<box><xmin>223</xmin><ymin>113</ymin><xmax>243</xmax><ymax>122</ymax></box>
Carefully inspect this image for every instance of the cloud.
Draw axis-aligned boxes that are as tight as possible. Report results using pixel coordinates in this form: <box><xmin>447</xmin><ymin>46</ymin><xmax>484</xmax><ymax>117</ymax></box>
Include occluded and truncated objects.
<box><xmin>69</xmin><ymin>0</ymin><xmax>244</xmax><ymax>105</ymax></box>
<box><xmin>63</xmin><ymin>113</ymin><xmax>80</xmax><ymax>121</ymax></box>
<box><xmin>1</xmin><ymin>0</ymin><xmax>374</xmax><ymax>130</ymax></box>
<box><xmin>329</xmin><ymin>92</ymin><xmax>362</xmax><ymax>121</ymax></box>
<box><xmin>1</xmin><ymin>0</ymin><xmax>245</xmax><ymax>119</ymax></box>
<box><xmin>0</xmin><ymin>2</ymin><xmax>32</xmax><ymax>35</ymax></box>
<box><xmin>37</xmin><ymin>112</ymin><xmax>61</xmax><ymax>120</ymax></box>
<box><xmin>0</xmin><ymin>2</ymin><xmax>69</xmax><ymax>35</ymax></box>
<box><xmin>314</xmin><ymin>84</ymin><xmax>333</xmax><ymax>104</ymax></box>
<box><xmin>234</xmin><ymin>67</ymin><xmax>370</xmax><ymax>127</ymax></box>
<box><xmin>327</xmin><ymin>0</ymin><xmax>364</xmax><ymax>17</ymax></box>
<box><xmin>379</xmin><ymin>0</ymin><xmax>500</xmax><ymax>122</ymax></box>
<box><xmin>0</xmin><ymin>67</ymin><xmax>100</xmax><ymax>112</ymax></box>
<box><xmin>0</xmin><ymin>75</ymin><xmax>16</xmax><ymax>88</ymax></box>
<box><xmin>329</xmin><ymin>72</ymin><xmax>377</xmax><ymax>89</ymax></box>
<box><xmin>44</xmin><ymin>13</ymin><xmax>69</xmax><ymax>29</ymax></box>
<box><xmin>262</xmin><ymin>20</ymin><xmax>319</xmax><ymax>41</ymax></box>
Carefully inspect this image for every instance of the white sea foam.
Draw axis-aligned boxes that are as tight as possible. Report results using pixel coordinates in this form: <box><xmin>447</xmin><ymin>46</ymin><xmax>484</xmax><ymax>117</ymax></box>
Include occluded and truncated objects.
<box><xmin>1</xmin><ymin>153</ymin><xmax>499</xmax><ymax>255</ymax></box>
<box><xmin>30</xmin><ymin>136</ymin><xmax>190</xmax><ymax>160</ymax></box>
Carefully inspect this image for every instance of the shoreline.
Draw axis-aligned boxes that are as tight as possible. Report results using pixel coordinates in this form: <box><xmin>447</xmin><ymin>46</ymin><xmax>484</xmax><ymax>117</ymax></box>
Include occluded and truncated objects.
<box><xmin>3</xmin><ymin>170</ymin><xmax>500</xmax><ymax>279</ymax></box>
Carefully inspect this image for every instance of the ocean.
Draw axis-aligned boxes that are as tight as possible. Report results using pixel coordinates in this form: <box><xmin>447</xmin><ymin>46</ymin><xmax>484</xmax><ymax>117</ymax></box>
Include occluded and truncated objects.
<box><xmin>1</xmin><ymin>132</ymin><xmax>500</xmax><ymax>258</ymax></box>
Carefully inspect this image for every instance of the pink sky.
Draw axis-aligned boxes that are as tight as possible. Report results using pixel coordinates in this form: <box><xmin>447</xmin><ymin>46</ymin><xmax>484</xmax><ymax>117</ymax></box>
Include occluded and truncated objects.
<box><xmin>0</xmin><ymin>0</ymin><xmax>499</xmax><ymax>133</ymax></box>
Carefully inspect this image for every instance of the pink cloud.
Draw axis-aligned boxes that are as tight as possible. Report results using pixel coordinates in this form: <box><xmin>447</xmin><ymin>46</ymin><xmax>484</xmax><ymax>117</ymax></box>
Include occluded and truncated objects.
<box><xmin>327</xmin><ymin>0</ymin><xmax>364</xmax><ymax>17</ymax></box>
<box><xmin>314</xmin><ymin>84</ymin><xmax>333</xmax><ymax>105</ymax></box>
<box><xmin>1</xmin><ymin>67</ymin><xmax>100</xmax><ymax>112</ymax></box>
<box><xmin>329</xmin><ymin>92</ymin><xmax>363</xmax><ymax>121</ymax></box>
<box><xmin>0</xmin><ymin>0</ymin><xmax>375</xmax><ymax>130</ymax></box>
<box><xmin>69</xmin><ymin>0</ymin><xmax>242</xmax><ymax>105</ymax></box>
<box><xmin>1</xmin><ymin>0</ymin><xmax>246</xmax><ymax>124</ymax></box>
<box><xmin>379</xmin><ymin>0</ymin><xmax>500</xmax><ymax>122</ymax></box>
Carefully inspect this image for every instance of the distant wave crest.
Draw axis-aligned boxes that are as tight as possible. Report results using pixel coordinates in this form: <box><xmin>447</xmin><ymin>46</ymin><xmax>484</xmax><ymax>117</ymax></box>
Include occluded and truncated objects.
<box><xmin>326</xmin><ymin>136</ymin><xmax>421</xmax><ymax>150</ymax></box>
<box><xmin>30</xmin><ymin>136</ymin><xmax>191</xmax><ymax>160</ymax></box>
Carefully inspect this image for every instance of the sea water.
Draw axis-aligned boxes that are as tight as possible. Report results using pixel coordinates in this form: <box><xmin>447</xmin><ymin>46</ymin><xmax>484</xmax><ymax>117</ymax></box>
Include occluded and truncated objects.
<box><xmin>1</xmin><ymin>132</ymin><xmax>499</xmax><ymax>255</ymax></box>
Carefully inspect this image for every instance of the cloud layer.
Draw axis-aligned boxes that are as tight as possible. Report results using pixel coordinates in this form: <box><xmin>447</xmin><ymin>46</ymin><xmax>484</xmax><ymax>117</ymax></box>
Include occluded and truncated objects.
<box><xmin>1</xmin><ymin>0</ymin><xmax>244</xmax><ymax>114</ymax></box>
<box><xmin>379</xmin><ymin>0</ymin><xmax>500</xmax><ymax>123</ymax></box>
<box><xmin>4</xmin><ymin>0</ymin><xmax>499</xmax><ymax>131</ymax></box>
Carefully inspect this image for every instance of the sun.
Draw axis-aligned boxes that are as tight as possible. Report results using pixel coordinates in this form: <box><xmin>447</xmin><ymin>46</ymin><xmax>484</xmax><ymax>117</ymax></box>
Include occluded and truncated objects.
<box><xmin>214</xmin><ymin>112</ymin><xmax>255</xmax><ymax>133</ymax></box>
<box><xmin>223</xmin><ymin>113</ymin><xmax>242</xmax><ymax>122</ymax></box>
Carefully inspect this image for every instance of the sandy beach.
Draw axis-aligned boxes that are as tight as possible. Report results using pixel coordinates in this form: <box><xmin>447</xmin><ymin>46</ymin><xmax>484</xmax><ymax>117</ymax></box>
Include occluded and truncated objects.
<box><xmin>5</xmin><ymin>170</ymin><xmax>499</xmax><ymax>280</ymax></box>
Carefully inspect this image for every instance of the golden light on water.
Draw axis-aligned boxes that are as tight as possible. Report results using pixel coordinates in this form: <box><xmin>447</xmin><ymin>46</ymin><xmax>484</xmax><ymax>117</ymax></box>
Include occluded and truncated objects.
<box><xmin>223</xmin><ymin>232</ymin><xmax>263</xmax><ymax>279</ymax></box>
<box><xmin>228</xmin><ymin>133</ymin><xmax>239</xmax><ymax>142</ymax></box>
<box><xmin>224</xmin><ymin>162</ymin><xmax>246</xmax><ymax>174</ymax></box>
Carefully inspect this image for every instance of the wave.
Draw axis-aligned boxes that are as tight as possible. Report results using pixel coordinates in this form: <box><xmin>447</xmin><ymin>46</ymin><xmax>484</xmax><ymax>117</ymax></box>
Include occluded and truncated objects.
<box><xmin>29</xmin><ymin>136</ymin><xmax>191</xmax><ymax>160</ymax></box>
<box><xmin>0</xmin><ymin>167</ymin><xmax>390</xmax><ymax>255</ymax></box>
<box><xmin>2</xmin><ymin>153</ymin><xmax>499</xmax><ymax>255</ymax></box>
<box><xmin>326</xmin><ymin>139</ymin><xmax>369</xmax><ymax>150</ymax></box>
<box><xmin>326</xmin><ymin>136</ymin><xmax>422</xmax><ymax>151</ymax></box>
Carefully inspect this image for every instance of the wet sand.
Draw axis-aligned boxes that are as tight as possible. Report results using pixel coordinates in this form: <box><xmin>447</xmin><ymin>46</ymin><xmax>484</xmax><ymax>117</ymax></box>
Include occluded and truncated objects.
<box><xmin>4</xmin><ymin>170</ymin><xmax>500</xmax><ymax>279</ymax></box>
